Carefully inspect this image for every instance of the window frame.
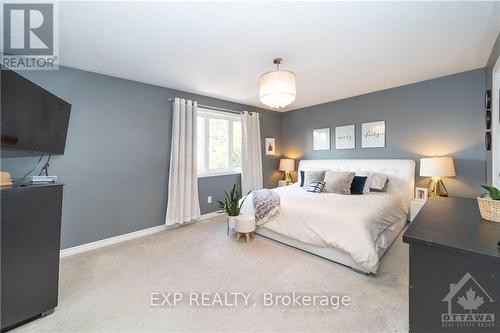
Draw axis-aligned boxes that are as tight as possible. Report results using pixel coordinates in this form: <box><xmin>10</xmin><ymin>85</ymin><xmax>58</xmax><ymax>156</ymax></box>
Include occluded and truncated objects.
<box><xmin>197</xmin><ymin>108</ymin><xmax>242</xmax><ymax>178</ymax></box>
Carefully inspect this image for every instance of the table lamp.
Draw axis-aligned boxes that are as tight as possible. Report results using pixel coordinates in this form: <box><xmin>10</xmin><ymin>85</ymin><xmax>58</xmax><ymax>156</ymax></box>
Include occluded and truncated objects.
<box><xmin>420</xmin><ymin>157</ymin><xmax>455</xmax><ymax>197</ymax></box>
<box><xmin>279</xmin><ymin>159</ymin><xmax>294</xmax><ymax>185</ymax></box>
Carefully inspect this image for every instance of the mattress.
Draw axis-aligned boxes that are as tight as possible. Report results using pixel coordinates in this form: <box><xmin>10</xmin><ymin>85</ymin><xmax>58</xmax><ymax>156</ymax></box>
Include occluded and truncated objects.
<box><xmin>240</xmin><ymin>185</ymin><xmax>408</xmax><ymax>273</ymax></box>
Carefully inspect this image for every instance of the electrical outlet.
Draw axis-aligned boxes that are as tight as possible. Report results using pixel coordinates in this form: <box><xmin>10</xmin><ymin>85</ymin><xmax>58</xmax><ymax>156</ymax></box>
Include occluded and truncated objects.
<box><xmin>207</xmin><ymin>196</ymin><xmax>212</xmax><ymax>204</ymax></box>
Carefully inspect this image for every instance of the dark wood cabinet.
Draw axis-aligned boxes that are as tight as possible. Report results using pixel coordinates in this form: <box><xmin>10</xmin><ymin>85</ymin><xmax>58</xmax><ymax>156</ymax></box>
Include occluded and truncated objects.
<box><xmin>1</xmin><ymin>183</ymin><xmax>63</xmax><ymax>331</ymax></box>
<box><xmin>403</xmin><ymin>197</ymin><xmax>500</xmax><ymax>333</ymax></box>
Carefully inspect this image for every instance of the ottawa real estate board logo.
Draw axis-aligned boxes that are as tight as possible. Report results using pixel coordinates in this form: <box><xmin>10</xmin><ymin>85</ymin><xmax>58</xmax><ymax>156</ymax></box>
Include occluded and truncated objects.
<box><xmin>2</xmin><ymin>2</ymin><xmax>59</xmax><ymax>70</ymax></box>
<box><xmin>441</xmin><ymin>272</ymin><xmax>495</xmax><ymax>329</ymax></box>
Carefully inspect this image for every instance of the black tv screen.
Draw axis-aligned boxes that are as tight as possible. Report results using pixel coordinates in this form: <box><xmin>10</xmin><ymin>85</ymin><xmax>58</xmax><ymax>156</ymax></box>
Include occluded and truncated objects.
<box><xmin>1</xmin><ymin>66</ymin><xmax>71</xmax><ymax>155</ymax></box>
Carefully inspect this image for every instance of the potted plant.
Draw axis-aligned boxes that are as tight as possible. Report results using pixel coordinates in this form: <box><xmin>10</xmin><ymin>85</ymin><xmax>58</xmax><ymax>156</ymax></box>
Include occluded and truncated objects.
<box><xmin>217</xmin><ymin>184</ymin><xmax>250</xmax><ymax>232</ymax></box>
<box><xmin>478</xmin><ymin>185</ymin><xmax>500</xmax><ymax>223</ymax></box>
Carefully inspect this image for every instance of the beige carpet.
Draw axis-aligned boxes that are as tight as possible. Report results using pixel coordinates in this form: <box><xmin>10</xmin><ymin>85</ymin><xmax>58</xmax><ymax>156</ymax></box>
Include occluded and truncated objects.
<box><xmin>14</xmin><ymin>216</ymin><xmax>409</xmax><ymax>333</ymax></box>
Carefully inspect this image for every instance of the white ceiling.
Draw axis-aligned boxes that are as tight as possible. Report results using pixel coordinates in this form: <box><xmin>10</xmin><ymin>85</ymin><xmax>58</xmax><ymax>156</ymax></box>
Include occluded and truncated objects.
<box><xmin>54</xmin><ymin>1</ymin><xmax>500</xmax><ymax>111</ymax></box>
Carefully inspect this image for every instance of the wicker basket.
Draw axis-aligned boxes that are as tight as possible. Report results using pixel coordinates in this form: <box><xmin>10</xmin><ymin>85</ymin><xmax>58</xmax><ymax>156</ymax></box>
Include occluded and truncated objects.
<box><xmin>477</xmin><ymin>196</ymin><xmax>500</xmax><ymax>223</ymax></box>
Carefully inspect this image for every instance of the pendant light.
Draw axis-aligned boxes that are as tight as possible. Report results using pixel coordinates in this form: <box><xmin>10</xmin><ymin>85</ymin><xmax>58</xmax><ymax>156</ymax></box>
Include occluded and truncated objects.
<box><xmin>259</xmin><ymin>58</ymin><xmax>296</xmax><ymax>109</ymax></box>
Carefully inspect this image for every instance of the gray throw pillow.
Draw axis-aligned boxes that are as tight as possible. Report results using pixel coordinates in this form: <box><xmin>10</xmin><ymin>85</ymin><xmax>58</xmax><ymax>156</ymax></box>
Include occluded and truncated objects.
<box><xmin>369</xmin><ymin>172</ymin><xmax>389</xmax><ymax>192</ymax></box>
<box><xmin>302</xmin><ymin>170</ymin><xmax>326</xmax><ymax>188</ymax></box>
<box><xmin>323</xmin><ymin>171</ymin><xmax>355</xmax><ymax>195</ymax></box>
<box><xmin>370</xmin><ymin>179</ymin><xmax>390</xmax><ymax>192</ymax></box>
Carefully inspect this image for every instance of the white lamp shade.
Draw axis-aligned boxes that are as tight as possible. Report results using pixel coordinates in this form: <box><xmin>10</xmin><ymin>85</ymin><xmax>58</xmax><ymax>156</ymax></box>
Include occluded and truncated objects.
<box><xmin>279</xmin><ymin>158</ymin><xmax>294</xmax><ymax>172</ymax></box>
<box><xmin>259</xmin><ymin>70</ymin><xmax>296</xmax><ymax>108</ymax></box>
<box><xmin>420</xmin><ymin>157</ymin><xmax>456</xmax><ymax>177</ymax></box>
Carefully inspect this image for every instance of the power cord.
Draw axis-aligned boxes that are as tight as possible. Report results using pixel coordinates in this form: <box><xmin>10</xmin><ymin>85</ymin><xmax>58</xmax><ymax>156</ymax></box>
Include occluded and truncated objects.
<box><xmin>20</xmin><ymin>153</ymin><xmax>45</xmax><ymax>180</ymax></box>
<box><xmin>38</xmin><ymin>154</ymin><xmax>52</xmax><ymax>176</ymax></box>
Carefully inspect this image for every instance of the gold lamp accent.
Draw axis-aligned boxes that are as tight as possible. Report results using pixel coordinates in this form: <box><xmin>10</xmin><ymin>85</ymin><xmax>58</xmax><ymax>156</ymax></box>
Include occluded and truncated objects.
<box><xmin>0</xmin><ymin>171</ymin><xmax>13</xmax><ymax>187</ymax></box>
<box><xmin>279</xmin><ymin>159</ymin><xmax>294</xmax><ymax>185</ymax></box>
<box><xmin>420</xmin><ymin>157</ymin><xmax>456</xmax><ymax>197</ymax></box>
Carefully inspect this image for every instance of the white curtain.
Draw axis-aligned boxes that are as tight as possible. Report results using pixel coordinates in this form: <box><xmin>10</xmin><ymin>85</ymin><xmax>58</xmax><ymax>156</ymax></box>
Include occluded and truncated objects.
<box><xmin>165</xmin><ymin>98</ymin><xmax>201</xmax><ymax>225</ymax></box>
<box><xmin>241</xmin><ymin>111</ymin><xmax>263</xmax><ymax>194</ymax></box>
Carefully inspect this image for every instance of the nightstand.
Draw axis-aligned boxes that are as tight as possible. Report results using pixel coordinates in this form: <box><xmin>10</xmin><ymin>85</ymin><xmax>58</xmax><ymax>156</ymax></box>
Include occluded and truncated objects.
<box><xmin>410</xmin><ymin>199</ymin><xmax>426</xmax><ymax>222</ymax></box>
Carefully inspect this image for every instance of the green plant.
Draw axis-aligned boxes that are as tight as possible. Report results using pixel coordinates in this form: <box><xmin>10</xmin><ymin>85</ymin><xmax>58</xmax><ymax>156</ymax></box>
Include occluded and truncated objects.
<box><xmin>217</xmin><ymin>184</ymin><xmax>250</xmax><ymax>216</ymax></box>
<box><xmin>481</xmin><ymin>185</ymin><xmax>500</xmax><ymax>200</ymax></box>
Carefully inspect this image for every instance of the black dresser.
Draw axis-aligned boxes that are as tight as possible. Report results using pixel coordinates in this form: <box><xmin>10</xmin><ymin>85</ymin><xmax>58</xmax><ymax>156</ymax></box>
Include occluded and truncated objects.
<box><xmin>403</xmin><ymin>196</ymin><xmax>500</xmax><ymax>333</ymax></box>
<box><xmin>1</xmin><ymin>183</ymin><xmax>64</xmax><ymax>331</ymax></box>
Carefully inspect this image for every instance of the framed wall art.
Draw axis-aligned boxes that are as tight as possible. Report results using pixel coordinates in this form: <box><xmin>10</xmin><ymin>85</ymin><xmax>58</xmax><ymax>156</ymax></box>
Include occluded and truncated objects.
<box><xmin>335</xmin><ymin>124</ymin><xmax>355</xmax><ymax>150</ymax></box>
<box><xmin>313</xmin><ymin>128</ymin><xmax>330</xmax><ymax>151</ymax></box>
<box><xmin>362</xmin><ymin>121</ymin><xmax>385</xmax><ymax>148</ymax></box>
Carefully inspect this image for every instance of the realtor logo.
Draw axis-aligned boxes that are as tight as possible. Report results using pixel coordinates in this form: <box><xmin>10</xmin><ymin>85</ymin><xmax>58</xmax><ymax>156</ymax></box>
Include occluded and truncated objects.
<box><xmin>2</xmin><ymin>2</ymin><xmax>59</xmax><ymax>70</ymax></box>
<box><xmin>441</xmin><ymin>272</ymin><xmax>495</xmax><ymax>329</ymax></box>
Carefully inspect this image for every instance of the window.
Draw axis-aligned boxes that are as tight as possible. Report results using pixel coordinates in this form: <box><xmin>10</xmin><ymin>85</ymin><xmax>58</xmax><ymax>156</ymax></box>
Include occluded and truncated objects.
<box><xmin>197</xmin><ymin>108</ymin><xmax>242</xmax><ymax>177</ymax></box>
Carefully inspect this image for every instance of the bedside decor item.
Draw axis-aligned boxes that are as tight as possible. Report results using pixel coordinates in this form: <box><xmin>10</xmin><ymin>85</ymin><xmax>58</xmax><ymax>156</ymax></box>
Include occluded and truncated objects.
<box><xmin>265</xmin><ymin>138</ymin><xmax>276</xmax><ymax>155</ymax></box>
<box><xmin>259</xmin><ymin>58</ymin><xmax>296</xmax><ymax>109</ymax></box>
<box><xmin>420</xmin><ymin>157</ymin><xmax>456</xmax><ymax>197</ymax></box>
<box><xmin>361</xmin><ymin>121</ymin><xmax>385</xmax><ymax>148</ymax></box>
<box><xmin>0</xmin><ymin>171</ymin><xmax>13</xmax><ymax>187</ymax></box>
<box><xmin>335</xmin><ymin>124</ymin><xmax>355</xmax><ymax>149</ymax></box>
<box><xmin>217</xmin><ymin>184</ymin><xmax>250</xmax><ymax>235</ymax></box>
<box><xmin>235</xmin><ymin>215</ymin><xmax>256</xmax><ymax>242</ymax></box>
<box><xmin>313</xmin><ymin>128</ymin><xmax>330</xmax><ymax>150</ymax></box>
<box><xmin>477</xmin><ymin>185</ymin><xmax>500</xmax><ymax>223</ymax></box>
<box><xmin>279</xmin><ymin>158</ymin><xmax>294</xmax><ymax>184</ymax></box>
<box><xmin>415</xmin><ymin>187</ymin><xmax>428</xmax><ymax>201</ymax></box>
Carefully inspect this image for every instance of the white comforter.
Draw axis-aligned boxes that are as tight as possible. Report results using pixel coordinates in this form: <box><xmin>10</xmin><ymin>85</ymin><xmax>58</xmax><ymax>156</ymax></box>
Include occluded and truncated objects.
<box><xmin>240</xmin><ymin>185</ymin><xmax>408</xmax><ymax>273</ymax></box>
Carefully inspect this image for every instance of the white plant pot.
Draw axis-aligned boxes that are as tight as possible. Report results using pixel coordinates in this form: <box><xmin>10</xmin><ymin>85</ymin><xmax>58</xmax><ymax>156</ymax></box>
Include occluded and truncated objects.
<box><xmin>228</xmin><ymin>216</ymin><xmax>237</xmax><ymax>231</ymax></box>
<box><xmin>235</xmin><ymin>215</ymin><xmax>256</xmax><ymax>233</ymax></box>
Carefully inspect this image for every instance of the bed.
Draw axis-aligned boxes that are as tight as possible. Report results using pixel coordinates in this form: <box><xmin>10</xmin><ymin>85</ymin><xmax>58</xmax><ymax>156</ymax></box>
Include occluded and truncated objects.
<box><xmin>240</xmin><ymin>159</ymin><xmax>416</xmax><ymax>274</ymax></box>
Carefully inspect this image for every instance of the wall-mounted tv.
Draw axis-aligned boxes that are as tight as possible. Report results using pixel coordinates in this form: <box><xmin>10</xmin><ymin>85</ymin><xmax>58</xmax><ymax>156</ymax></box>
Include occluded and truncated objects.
<box><xmin>1</xmin><ymin>66</ymin><xmax>71</xmax><ymax>155</ymax></box>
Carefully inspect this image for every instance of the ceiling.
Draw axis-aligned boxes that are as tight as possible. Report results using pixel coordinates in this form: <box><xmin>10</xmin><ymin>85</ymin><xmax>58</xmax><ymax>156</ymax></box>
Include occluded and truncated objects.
<box><xmin>53</xmin><ymin>2</ymin><xmax>500</xmax><ymax>111</ymax></box>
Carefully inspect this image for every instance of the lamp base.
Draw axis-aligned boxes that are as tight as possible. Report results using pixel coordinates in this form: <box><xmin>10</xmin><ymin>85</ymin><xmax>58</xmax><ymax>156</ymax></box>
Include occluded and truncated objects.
<box><xmin>283</xmin><ymin>171</ymin><xmax>292</xmax><ymax>185</ymax></box>
<box><xmin>427</xmin><ymin>177</ymin><xmax>448</xmax><ymax>197</ymax></box>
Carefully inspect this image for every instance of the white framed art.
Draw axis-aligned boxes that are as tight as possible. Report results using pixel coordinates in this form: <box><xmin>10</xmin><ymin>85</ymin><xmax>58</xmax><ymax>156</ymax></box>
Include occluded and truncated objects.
<box><xmin>335</xmin><ymin>125</ymin><xmax>355</xmax><ymax>149</ymax></box>
<box><xmin>265</xmin><ymin>138</ymin><xmax>276</xmax><ymax>155</ymax></box>
<box><xmin>313</xmin><ymin>128</ymin><xmax>330</xmax><ymax>150</ymax></box>
<box><xmin>362</xmin><ymin>121</ymin><xmax>385</xmax><ymax>148</ymax></box>
<box><xmin>415</xmin><ymin>187</ymin><xmax>428</xmax><ymax>202</ymax></box>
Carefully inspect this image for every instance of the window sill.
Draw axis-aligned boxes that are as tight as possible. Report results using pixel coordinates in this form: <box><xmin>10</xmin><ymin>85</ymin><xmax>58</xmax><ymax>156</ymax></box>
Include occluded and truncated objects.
<box><xmin>198</xmin><ymin>171</ymin><xmax>241</xmax><ymax>178</ymax></box>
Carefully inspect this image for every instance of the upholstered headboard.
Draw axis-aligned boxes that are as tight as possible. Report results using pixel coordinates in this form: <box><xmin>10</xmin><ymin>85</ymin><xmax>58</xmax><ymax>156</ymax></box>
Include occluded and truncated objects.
<box><xmin>297</xmin><ymin>159</ymin><xmax>416</xmax><ymax>204</ymax></box>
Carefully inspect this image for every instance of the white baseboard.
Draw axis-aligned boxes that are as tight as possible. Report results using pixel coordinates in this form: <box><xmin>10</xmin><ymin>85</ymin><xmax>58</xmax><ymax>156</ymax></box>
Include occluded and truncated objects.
<box><xmin>60</xmin><ymin>211</ymin><xmax>225</xmax><ymax>258</ymax></box>
<box><xmin>197</xmin><ymin>211</ymin><xmax>225</xmax><ymax>221</ymax></box>
<box><xmin>60</xmin><ymin>225</ymin><xmax>167</xmax><ymax>257</ymax></box>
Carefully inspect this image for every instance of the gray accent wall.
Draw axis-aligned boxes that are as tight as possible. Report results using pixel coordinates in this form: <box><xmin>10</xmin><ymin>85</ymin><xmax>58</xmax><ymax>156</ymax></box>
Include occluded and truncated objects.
<box><xmin>1</xmin><ymin>65</ymin><xmax>489</xmax><ymax>249</ymax></box>
<box><xmin>281</xmin><ymin>69</ymin><xmax>486</xmax><ymax>198</ymax></box>
<box><xmin>198</xmin><ymin>174</ymin><xmax>241</xmax><ymax>213</ymax></box>
<box><xmin>1</xmin><ymin>66</ymin><xmax>282</xmax><ymax>249</ymax></box>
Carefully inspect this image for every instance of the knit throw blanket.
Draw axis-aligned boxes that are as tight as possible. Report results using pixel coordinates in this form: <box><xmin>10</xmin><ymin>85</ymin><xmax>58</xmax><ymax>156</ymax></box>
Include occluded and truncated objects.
<box><xmin>252</xmin><ymin>189</ymin><xmax>280</xmax><ymax>226</ymax></box>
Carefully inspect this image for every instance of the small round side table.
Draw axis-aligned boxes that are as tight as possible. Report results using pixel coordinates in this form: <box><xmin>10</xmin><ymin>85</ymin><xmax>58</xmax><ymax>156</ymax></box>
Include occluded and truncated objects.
<box><xmin>235</xmin><ymin>215</ymin><xmax>256</xmax><ymax>242</ymax></box>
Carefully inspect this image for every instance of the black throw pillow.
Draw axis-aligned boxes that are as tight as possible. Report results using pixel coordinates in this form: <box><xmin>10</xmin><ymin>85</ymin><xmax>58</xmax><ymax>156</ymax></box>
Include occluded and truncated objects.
<box><xmin>350</xmin><ymin>176</ymin><xmax>367</xmax><ymax>195</ymax></box>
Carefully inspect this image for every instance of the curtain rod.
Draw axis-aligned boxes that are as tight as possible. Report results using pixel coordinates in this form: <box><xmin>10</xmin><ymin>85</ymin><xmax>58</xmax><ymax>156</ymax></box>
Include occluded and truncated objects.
<box><xmin>168</xmin><ymin>98</ymin><xmax>259</xmax><ymax>116</ymax></box>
